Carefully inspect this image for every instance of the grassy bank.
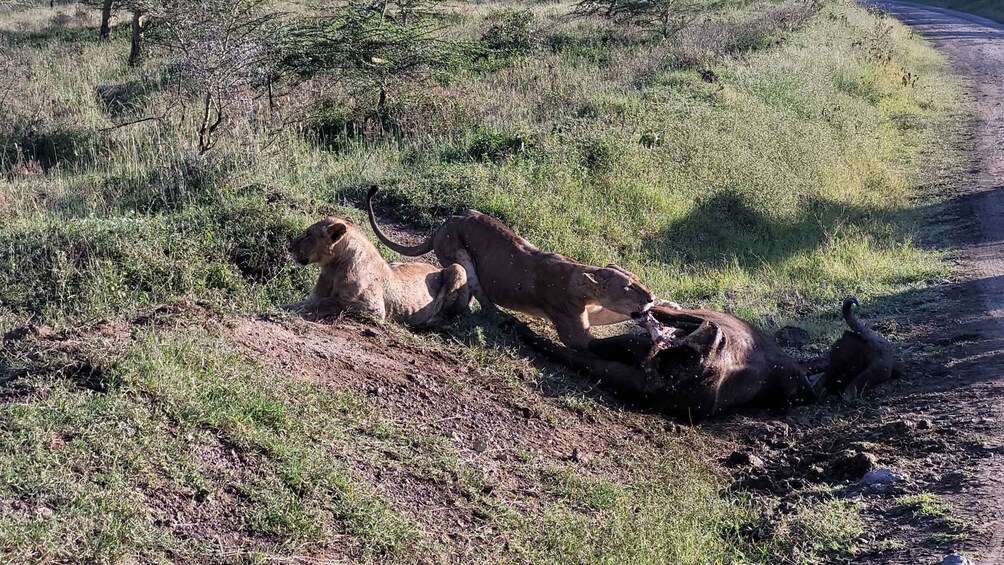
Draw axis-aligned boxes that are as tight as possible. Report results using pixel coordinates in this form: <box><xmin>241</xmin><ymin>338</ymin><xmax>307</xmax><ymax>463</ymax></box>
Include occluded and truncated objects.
<box><xmin>0</xmin><ymin>0</ymin><xmax>965</xmax><ymax>562</ymax></box>
<box><xmin>0</xmin><ymin>0</ymin><xmax>963</xmax><ymax>328</ymax></box>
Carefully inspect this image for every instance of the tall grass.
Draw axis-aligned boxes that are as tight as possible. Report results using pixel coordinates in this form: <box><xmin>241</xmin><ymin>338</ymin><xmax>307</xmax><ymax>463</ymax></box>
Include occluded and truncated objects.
<box><xmin>0</xmin><ymin>0</ymin><xmax>962</xmax><ymax>332</ymax></box>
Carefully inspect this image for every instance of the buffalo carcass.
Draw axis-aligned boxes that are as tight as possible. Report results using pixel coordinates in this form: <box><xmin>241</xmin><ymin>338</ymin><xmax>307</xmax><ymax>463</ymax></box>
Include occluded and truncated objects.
<box><xmin>516</xmin><ymin>297</ymin><xmax>895</xmax><ymax>419</ymax></box>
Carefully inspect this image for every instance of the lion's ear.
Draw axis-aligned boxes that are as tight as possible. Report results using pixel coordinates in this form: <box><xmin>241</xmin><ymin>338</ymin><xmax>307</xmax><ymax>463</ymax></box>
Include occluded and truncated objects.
<box><xmin>327</xmin><ymin>222</ymin><xmax>348</xmax><ymax>243</ymax></box>
<box><xmin>584</xmin><ymin>271</ymin><xmax>612</xmax><ymax>287</ymax></box>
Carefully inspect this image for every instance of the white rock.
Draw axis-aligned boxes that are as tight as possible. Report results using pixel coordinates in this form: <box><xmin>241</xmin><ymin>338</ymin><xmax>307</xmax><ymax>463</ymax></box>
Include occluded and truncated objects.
<box><xmin>940</xmin><ymin>554</ymin><xmax>973</xmax><ymax>565</ymax></box>
<box><xmin>860</xmin><ymin>468</ymin><xmax>906</xmax><ymax>490</ymax></box>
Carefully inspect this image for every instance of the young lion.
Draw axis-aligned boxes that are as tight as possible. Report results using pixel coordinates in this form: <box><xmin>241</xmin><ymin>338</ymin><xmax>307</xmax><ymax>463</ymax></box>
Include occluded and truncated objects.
<box><xmin>286</xmin><ymin>216</ymin><xmax>470</xmax><ymax>327</ymax></box>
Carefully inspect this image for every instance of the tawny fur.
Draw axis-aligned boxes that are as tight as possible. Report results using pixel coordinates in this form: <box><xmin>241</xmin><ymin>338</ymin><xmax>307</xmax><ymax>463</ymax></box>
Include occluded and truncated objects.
<box><xmin>286</xmin><ymin>216</ymin><xmax>469</xmax><ymax>327</ymax></box>
<box><xmin>367</xmin><ymin>186</ymin><xmax>667</xmax><ymax>349</ymax></box>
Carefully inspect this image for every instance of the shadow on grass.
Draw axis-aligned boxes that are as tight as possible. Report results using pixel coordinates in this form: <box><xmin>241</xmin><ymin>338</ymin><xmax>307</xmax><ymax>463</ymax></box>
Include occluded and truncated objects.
<box><xmin>0</xmin><ymin>126</ymin><xmax>100</xmax><ymax>173</ymax></box>
<box><xmin>638</xmin><ymin>187</ymin><xmax>1004</xmax><ymax>271</ymax></box>
<box><xmin>96</xmin><ymin>77</ymin><xmax>169</xmax><ymax>118</ymax></box>
<box><xmin>0</xmin><ymin>20</ymin><xmax>130</xmax><ymax>49</ymax></box>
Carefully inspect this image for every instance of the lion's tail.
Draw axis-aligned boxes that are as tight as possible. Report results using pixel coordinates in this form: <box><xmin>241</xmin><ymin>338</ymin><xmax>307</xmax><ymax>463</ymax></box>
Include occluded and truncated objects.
<box><xmin>366</xmin><ymin>185</ymin><xmax>435</xmax><ymax>257</ymax></box>
<box><xmin>841</xmin><ymin>296</ymin><xmax>884</xmax><ymax>345</ymax></box>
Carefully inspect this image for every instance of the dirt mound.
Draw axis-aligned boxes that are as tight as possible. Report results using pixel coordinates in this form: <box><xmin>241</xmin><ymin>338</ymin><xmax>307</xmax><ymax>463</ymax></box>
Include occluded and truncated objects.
<box><xmin>230</xmin><ymin>315</ymin><xmax>675</xmax><ymax>466</ymax></box>
<box><xmin>228</xmin><ymin>315</ymin><xmax>706</xmax><ymax>546</ymax></box>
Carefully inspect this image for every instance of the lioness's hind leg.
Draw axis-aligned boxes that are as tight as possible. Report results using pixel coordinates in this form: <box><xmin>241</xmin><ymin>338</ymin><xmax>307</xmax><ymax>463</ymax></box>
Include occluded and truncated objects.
<box><xmin>411</xmin><ymin>264</ymin><xmax>469</xmax><ymax>328</ymax></box>
<box><xmin>454</xmin><ymin>248</ymin><xmax>494</xmax><ymax>311</ymax></box>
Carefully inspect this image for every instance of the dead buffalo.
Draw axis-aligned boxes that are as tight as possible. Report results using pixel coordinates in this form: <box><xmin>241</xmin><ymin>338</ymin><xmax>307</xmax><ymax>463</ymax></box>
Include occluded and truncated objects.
<box><xmin>516</xmin><ymin>296</ymin><xmax>895</xmax><ymax>419</ymax></box>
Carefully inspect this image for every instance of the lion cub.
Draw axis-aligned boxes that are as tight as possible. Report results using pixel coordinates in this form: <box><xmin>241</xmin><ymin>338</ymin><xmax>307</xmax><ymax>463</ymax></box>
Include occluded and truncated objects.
<box><xmin>287</xmin><ymin>217</ymin><xmax>470</xmax><ymax>327</ymax></box>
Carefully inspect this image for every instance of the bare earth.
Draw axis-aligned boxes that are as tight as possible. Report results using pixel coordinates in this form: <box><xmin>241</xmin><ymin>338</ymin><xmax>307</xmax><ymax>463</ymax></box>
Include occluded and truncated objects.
<box><xmin>869</xmin><ymin>1</ymin><xmax>1004</xmax><ymax>562</ymax></box>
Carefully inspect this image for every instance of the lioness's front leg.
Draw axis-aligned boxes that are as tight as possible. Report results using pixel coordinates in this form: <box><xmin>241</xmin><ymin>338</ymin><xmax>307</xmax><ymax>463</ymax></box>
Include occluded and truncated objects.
<box><xmin>283</xmin><ymin>292</ymin><xmax>323</xmax><ymax>314</ymax></box>
<box><xmin>552</xmin><ymin>309</ymin><xmax>593</xmax><ymax>350</ymax></box>
<box><xmin>341</xmin><ymin>293</ymin><xmax>388</xmax><ymax>324</ymax></box>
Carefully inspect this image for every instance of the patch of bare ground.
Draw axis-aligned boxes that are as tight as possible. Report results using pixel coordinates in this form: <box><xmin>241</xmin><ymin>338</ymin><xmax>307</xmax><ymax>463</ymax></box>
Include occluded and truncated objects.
<box><xmin>228</xmin><ymin>314</ymin><xmax>718</xmax><ymax>553</ymax></box>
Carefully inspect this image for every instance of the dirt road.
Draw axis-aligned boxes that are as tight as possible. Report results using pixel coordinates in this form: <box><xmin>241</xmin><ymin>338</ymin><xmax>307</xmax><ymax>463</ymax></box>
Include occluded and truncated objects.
<box><xmin>868</xmin><ymin>1</ymin><xmax>1004</xmax><ymax>562</ymax></box>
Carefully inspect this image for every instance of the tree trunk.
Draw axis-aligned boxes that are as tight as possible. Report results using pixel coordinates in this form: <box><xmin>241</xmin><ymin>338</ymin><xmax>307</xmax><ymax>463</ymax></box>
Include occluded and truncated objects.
<box><xmin>128</xmin><ymin>10</ymin><xmax>145</xmax><ymax>66</ymax></box>
<box><xmin>99</xmin><ymin>0</ymin><xmax>113</xmax><ymax>41</ymax></box>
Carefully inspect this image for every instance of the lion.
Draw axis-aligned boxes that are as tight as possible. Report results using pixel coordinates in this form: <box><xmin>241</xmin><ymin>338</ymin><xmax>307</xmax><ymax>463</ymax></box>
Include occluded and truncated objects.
<box><xmin>366</xmin><ymin>186</ymin><xmax>664</xmax><ymax>349</ymax></box>
<box><xmin>817</xmin><ymin>296</ymin><xmax>900</xmax><ymax>400</ymax></box>
<box><xmin>286</xmin><ymin>216</ymin><xmax>470</xmax><ymax>327</ymax></box>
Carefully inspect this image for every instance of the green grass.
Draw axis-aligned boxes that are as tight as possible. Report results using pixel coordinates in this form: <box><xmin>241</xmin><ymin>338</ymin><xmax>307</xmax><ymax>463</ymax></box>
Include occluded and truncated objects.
<box><xmin>0</xmin><ymin>0</ymin><xmax>968</xmax><ymax>561</ymax></box>
<box><xmin>0</xmin><ymin>325</ymin><xmax>429</xmax><ymax>562</ymax></box>
<box><xmin>895</xmin><ymin>492</ymin><xmax>969</xmax><ymax>540</ymax></box>
<box><xmin>0</xmin><ymin>0</ymin><xmax>964</xmax><ymax>333</ymax></box>
<box><xmin>895</xmin><ymin>492</ymin><xmax>953</xmax><ymax>519</ymax></box>
<box><xmin>905</xmin><ymin>0</ymin><xmax>1004</xmax><ymax>23</ymax></box>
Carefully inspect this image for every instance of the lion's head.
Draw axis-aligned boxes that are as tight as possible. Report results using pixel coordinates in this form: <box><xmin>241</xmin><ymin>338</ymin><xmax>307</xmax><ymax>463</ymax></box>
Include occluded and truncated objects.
<box><xmin>288</xmin><ymin>217</ymin><xmax>352</xmax><ymax>266</ymax></box>
<box><xmin>582</xmin><ymin>264</ymin><xmax>655</xmax><ymax>316</ymax></box>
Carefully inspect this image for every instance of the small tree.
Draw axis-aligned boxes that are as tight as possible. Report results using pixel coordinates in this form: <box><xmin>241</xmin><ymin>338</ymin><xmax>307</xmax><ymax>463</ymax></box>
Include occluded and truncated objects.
<box><xmin>281</xmin><ymin>2</ymin><xmax>452</xmax><ymax>132</ymax></box>
<box><xmin>151</xmin><ymin>0</ymin><xmax>283</xmax><ymax>153</ymax></box>
<box><xmin>358</xmin><ymin>0</ymin><xmax>441</xmax><ymax>25</ymax></box>
<box><xmin>99</xmin><ymin>0</ymin><xmax>113</xmax><ymax>40</ymax></box>
<box><xmin>575</xmin><ymin>0</ymin><xmax>715</xmax><ymax>40</ymax></box>
<box><xmin>128</xmin><ymin>7</ymin><xmax>147</xmax><ymax>65</ymax></box>
<box><xmin>481</xmin><ymin>8</ymin><xmax>537</xmax><ymax>57</ymax></box>
<box><xmin>78</xmin><ymin>0</ymin><xmax>123</xmax><ymax>41</ymax></box>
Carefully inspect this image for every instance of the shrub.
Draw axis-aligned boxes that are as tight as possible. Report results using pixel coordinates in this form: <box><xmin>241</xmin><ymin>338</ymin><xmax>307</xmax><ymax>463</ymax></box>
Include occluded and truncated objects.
<box><xmin>457</xmin><ymin>128</ymin><xmax>533</xmax><ymax>163</ymax></box>
<box><xmin>0</xmin><ymin>198</ymin><xmax>311</xmax><ymax>320</ymax></box>
<box><xmin>481</xmin><ymin>9</ymin><xmax>538</xmax><ymax>56</ymax></box>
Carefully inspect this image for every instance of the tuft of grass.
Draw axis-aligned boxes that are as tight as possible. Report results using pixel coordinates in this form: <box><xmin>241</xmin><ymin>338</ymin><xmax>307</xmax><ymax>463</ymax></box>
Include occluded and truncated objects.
<box><xmin>895</xmin><ymin>492</ymin><xmax>969</xmax><ymax>538</ymax></box>
<box><xmin>775</xmin><ymin>499</ymin><xmax>864</xmax><ymax>561</ymax></box>
<box><xmin>0</xmin><ymin>195</ymin><xmax>313</xmax><ymax>323</ymax></box>
<box><xmin>484</xmin><ymin>464</ymin><xmax>864</xmax><ymax>564</ymax></box>
<box><xmin>896</xmin><ymin>492</ymin><xmax>953</xmax><ymax>518</ymax></box>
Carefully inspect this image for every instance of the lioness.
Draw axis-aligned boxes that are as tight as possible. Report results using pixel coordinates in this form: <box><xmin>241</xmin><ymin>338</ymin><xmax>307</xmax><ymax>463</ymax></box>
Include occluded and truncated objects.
<box><xmin>366</xmin><ymin>186</ymin><xmax>660</xmax><ymax>349</ymax></box>
<box><xmin>286</xmin><ymin>216</ymin><xmax>470</xmax><ymax>327</ymax></box>
<box><xmin>818</xmin><ymin>296</ymin><xmax>900</xmax><ymax>400</ymax></box>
